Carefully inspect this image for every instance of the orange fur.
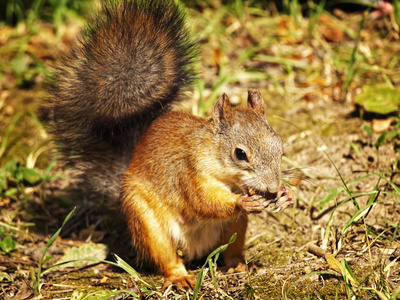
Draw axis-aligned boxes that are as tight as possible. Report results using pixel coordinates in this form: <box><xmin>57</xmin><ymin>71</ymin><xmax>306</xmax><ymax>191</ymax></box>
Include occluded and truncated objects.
<box><xmin>120</xmin><ymin>91</ymin><xmax>283</xmax><ymax>286</ymax></box>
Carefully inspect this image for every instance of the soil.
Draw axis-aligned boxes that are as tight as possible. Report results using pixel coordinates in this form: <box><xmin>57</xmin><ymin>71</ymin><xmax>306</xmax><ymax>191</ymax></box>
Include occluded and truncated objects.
<box><xmin>0</xmin><ymin>2</ymin><xmax>399</xmax><ymax>299</ymax></box>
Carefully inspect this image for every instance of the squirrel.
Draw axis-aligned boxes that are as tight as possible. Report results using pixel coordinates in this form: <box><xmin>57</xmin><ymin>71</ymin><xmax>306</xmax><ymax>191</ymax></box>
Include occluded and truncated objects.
<box><xmin>46</xmin><ymin>0</ymin><xmax>294</xmax><ymax>288</ymax></box>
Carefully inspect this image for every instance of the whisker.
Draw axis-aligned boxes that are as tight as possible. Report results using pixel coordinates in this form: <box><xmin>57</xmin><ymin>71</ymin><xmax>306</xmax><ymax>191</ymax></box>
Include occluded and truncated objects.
<box><xmin>283</xmin><ymin>143</ymin><xmax>291</xmax><ymax>150</ymax></box>
<box><xmin>300</xmin><ymin>178</ymin><xmax>325</xmax><ymax>190</ymax></box>
<box><xmin>281</xmin><ymin>166</ymin><xmax>315</xmax><ymax>174</ymax></box>
<box><xmin>282</xmin><ymin>165</ymin><xmax>334</xmax><ymax>180</ymax></box>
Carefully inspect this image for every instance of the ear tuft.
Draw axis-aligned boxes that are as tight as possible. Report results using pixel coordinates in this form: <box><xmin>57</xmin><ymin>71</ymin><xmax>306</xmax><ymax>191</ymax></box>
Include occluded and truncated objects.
<box><xmin>213</xmin><ymin>93</ymin><xmax>233</xmax><ymax>126</ymax></box>
<box><xmin>247</xmin><ymin>88</ymin><xmax>265</xmax><ymax>116</ymax></box>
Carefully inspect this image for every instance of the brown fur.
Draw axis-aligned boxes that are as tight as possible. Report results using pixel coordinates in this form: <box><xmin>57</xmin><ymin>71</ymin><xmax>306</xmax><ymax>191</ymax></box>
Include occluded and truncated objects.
<box><xmin>120</xmin><ymin>91</ymin><xmax>283</xmax><ymax>287</ymax></box>
<box><xmin>46</xmin><ymin>0</ymin><xmax>284</xmax><ymax>288</ymax></box>
<box><xmin>45</xmin><ymin>0</ymin><xmax>196</xmax><ymax>200</ymax></box>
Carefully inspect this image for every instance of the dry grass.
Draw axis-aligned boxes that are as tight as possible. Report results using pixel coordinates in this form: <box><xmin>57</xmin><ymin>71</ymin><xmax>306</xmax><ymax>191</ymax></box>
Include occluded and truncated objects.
<box><xmin>0</xmin><ymin>1</ymin><xmax>400</xmax><ymax>299</ymax></box>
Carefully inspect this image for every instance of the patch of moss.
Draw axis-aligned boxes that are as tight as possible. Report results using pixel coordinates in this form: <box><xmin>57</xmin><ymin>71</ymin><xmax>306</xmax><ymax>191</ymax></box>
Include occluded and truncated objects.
<box><xmin>248</xmin><ymin>262</ymin><xmax>379</xmax><ymax>299</ymax></box>
<box><xmin>252</xmin><ymin>244</ymin><xmax>295</xmax><ymax>266</ymax></box>
<box><xmin>250</xmin><ymin>271</ymin><xmax>352</xmax><ymax>299</ymax></box>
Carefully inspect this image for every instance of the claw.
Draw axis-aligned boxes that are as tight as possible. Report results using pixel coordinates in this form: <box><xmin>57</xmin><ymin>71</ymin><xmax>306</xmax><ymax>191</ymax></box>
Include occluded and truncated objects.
<box><xmin>241</xmin><ymin>193</ymin><xmax>269</xmax><ymax>213</ymax></box>
<box><xmin>272</xmin><ymin>183</ymin><xmax>295</xmax><ymax>212</ymax></box>
<box><xmin>163</xmin><ymin>275</ymin><xmax>196</xmax><ymax>290</ymax></box>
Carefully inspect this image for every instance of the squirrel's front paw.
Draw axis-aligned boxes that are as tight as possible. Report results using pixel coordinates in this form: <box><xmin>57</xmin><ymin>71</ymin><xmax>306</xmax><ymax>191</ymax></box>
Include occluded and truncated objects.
<box><xmin>272</xmin><ymin>183</ymin><xmax>295</xmax><ymax>212</ymax></box>
<box><xmin>240</xmin><ymin>194</ymin><xmax>270</xmax><ymax>213</ymax></box>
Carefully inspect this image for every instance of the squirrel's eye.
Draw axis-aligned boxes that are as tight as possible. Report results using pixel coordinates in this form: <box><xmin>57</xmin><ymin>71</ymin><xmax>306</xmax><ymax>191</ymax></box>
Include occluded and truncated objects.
<box><xmin>235</xmin><ymin>148</ymin><xmax>248</xmax><ymax>161</ymax></box>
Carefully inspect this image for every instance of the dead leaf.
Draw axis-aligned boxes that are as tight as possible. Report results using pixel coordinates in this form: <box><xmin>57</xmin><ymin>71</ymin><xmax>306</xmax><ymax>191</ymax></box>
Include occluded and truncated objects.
<box><xmin>319</xmin><ymin>14</ymin><xmax>344</xmax><ymax>42</ymax></box>
<box><xmin>326</xmin><ymin>254</ymin><xmax>342</xmax><ymax>272</ymax></box>
<box><xmin>304</xmin><ymin>266</ymin><xmax>312</xmax><ymax>274</ymax></box>
<box><xmin>211</xmin><ymin>48</ymin><xmax>222</xmax><ymax>70</ymax></box>
<box><xmin>55</xmin><ymin>242</ymin><xmax>108</xmax><ymax>269</ymax></box>
<box><xmin>11</xmin><ymin>281</ymin><xmax>33</xmax><ymax>300</ymax></box>
<box><xmin>327</xmin><ymin>255</ymin><xmax>357</xmax><ymax>286</ymax></box>
<box><xmin>321</xmin><ymin>27</ymin><xmax>344</xmax><ymax>42</ymax></box>
<box><xmin>277</xmin><ymin>16</ymin><xmax>304</xmax><ymax>44</ymax></box>
<box><xmin>372</xmin><ymin>118</ymin><xmax>392</xmax><ymax>132</ymax></box>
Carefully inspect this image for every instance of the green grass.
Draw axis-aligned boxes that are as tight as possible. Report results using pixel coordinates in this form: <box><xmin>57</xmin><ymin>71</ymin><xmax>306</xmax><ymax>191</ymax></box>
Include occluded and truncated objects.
<box><xmin>1</xmin><ymin>0</ymin><xmax>400</xmax><ymax>299</ymax></box>
<box><xmin>2</xmin><ymin>0</ymin><xmax>89</xmax><ymax>29</ymax></box>
<box><xmin>192</xmin><ymin>233</ymin><xmax>237</xmax><ymax>300</ymax></box>
<box><xmin>298</xmin><ymin>143</ymin><xmax>400</xmax><ymax>299</ymax></box>
<box><xmin>32</xmin><ymin>207</ymin><xmax>76</xmax><ymax>294</ymax></box>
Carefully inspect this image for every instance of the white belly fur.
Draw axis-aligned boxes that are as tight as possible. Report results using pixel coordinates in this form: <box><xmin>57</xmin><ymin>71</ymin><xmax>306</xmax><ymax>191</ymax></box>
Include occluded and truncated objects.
<box><xmin>169</xmin><ymin>217</ymin><xmax>234</xmax><ymax>261</ymax></box>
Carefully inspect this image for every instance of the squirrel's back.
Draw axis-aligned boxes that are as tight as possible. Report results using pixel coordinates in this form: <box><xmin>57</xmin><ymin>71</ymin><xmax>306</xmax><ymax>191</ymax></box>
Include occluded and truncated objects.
<box><xmin>46</xmin><ymin>0</ymin><xmax>196</xmax><ymax>200</ymax></box>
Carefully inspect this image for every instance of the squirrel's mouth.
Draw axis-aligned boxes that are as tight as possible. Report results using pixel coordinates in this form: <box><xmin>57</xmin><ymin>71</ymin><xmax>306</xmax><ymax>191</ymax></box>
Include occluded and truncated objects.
<box><xmin>245</xmin><ymin>184</ymin><xmax>295</xmax><ymax>212</ymax></box>
<box><xmin>246</xmin><ymin>186</ymin><xmax>277</xmax><ymax>201</ymax></box>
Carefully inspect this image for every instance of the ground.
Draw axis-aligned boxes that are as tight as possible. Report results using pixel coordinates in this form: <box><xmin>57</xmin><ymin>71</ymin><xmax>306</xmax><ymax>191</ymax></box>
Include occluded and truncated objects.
<box><xmin>0</xmin><ymin>1</ymin><xmax>400</xmax><ymax>299</ymax></box>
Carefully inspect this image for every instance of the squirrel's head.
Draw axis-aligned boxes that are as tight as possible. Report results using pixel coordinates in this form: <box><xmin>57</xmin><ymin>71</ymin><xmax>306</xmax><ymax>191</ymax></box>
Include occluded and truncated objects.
<box><xmin>212</xmin><ymin>89</ymin><xmax>283</xmax><ymax>196</ymax></box>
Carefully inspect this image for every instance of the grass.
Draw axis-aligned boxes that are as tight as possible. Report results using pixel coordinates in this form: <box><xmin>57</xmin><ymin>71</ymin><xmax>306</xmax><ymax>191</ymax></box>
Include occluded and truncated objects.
<box><xmin>280</xmin><ymin>111</ymin><xmax>400</xmax><ymax>299</ymax></box>
<box><xmin>32</xmin><ymin>207</ymin><xmax>76</xmax><ymax>294</ymax></box>
<box><xmin>192</xmin><ymin>233</ymin><xmax>237</xmax><ymax>300</ymax></box>
<box><xmin>2</xmin><ymin>0</ymin><xmax>89</xmax><ymax>31</ymax></box>
<box><xmin>1</xmin><ymin>0</ymin><xmax>400</xmax><ymax>299</ymax></box>
<box><xmin>343</xmin><ymin>9</ymin><xmax>367</xmax><ymax>95</ymax></box>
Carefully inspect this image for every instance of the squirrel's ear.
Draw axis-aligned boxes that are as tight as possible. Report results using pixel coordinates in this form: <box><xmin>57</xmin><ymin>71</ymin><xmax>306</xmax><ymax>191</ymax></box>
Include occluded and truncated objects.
<box><xmin>213</xmin><ymin>93</ymin><xmax>234</xmax><ymax>126</ymax></box>
<box><xmin>247</xmin><ymin>88</ymin><xmax>265</xmax><ymax>116</ymax></box>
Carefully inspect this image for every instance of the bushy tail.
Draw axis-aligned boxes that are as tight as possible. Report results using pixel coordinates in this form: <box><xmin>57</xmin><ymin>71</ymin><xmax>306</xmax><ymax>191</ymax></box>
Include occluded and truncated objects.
<box><xmin>46</xmin><ymin>0</ymin><xmax>196</xmax><ymax>200</ymax></box>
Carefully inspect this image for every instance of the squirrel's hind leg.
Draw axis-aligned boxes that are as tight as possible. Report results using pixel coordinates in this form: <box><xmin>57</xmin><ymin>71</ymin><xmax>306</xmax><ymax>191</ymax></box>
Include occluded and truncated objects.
<box><xmin>220</xmin><ymin>213</ymin><xmax>248</xmax><ymax>272</ymax></box>
<box><xmin>120</xmin><ymin>185</ymin><xmax>195</xmax><ymax>289</ymax></box>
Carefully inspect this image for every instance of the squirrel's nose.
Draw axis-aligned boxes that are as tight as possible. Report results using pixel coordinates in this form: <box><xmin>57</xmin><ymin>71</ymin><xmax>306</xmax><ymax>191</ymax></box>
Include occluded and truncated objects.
<box><xmin>267</xmin><ymin>180</ymin><xmax>281</xmax><ymax>194</ymax></box>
